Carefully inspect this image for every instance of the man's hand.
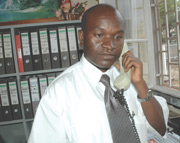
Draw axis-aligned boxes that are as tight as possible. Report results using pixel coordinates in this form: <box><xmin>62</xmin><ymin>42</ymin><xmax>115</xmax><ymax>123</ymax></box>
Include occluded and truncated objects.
<box><xmin>122</xmin><ymin>51</ymin><xmax>143</xmax><ymax>85</ymax></box>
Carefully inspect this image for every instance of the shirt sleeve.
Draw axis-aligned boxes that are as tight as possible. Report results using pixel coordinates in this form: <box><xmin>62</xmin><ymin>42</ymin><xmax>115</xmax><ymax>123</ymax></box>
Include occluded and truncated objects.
<box><xmin>27</xmin><ymin>85</ymin><xmax>66</xmax><ymax>143</ymax></box>
<box><xmin>146</xmin><ymin>95</ymin><xmax>169</xmax><ymax>137</ymax></box>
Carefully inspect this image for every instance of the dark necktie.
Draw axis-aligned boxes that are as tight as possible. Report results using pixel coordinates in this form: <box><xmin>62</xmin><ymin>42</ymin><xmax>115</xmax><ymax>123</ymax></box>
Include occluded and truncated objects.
<box><xmin>100</xmin><ymin>74</ymin><xmax>140</xmax><ymax>143</ymax></box>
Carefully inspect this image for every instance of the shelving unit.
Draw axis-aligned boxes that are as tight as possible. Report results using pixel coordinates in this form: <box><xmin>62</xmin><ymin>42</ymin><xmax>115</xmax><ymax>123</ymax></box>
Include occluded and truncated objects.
<box><xmin>0</xmin><ymin>20</ymin><xmax>81</xmax><ymax>142</ymax></box>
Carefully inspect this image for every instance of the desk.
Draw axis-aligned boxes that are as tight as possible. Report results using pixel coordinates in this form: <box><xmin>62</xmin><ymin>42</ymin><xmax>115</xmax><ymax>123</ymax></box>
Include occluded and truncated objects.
<box><xmin>168</xmin><ymin>117</ymin><xmax>180</xmax><ymax>135</ymax></box>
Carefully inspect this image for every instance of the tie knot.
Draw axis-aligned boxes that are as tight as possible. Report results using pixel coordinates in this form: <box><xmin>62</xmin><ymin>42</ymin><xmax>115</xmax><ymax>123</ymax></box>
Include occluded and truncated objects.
<box><xmin>100</xmin><ymin>74</ymin><xmax>111</xmax><ymax>87</ymax></box>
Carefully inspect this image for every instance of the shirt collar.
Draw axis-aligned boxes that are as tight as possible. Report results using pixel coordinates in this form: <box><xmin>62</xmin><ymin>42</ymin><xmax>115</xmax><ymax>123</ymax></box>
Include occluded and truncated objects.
<box><xmin>80</xmin><ymin>54</ymin><xmax>119</xmax><ymax>87</ymax></box>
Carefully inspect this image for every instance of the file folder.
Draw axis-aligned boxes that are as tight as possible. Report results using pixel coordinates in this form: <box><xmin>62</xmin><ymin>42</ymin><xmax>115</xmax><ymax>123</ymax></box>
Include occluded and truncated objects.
<box><xmin>58</xmin><ymin>27</ymin><xmax>70</xmax><ymax>67</ymax></box>
<box><xmin>30</xmin><ymin>31</ymin><xmax>43</xmax><ymax>71</ymax></box>
<box><xmin>2</xmin><ymin>32</ymin><xmax>15</xmax><ymax>74</ymax></box>
<box><xmin>20</xmin><ymin>77</ymin><xmax>33</xmax><ymax>119</ymax></box>
<box><xmin>0</xmin><ymin>80</ymin><xmax>13</xmax><ymax>121</ymax></box>
<box><xmin>39</xmin><ymin>28</ymin><xmax>51</xmax><ymax>70</ymax></box>
<box><xmin>7</xmin><ymin>78</ymin><xmax>22</xmax><ymax>120</ymax></box>
<box><xmin>47</xmin><ymin>73</ymin><xmax>56</xmax><ymax>85</ymax></box>
<box><xmin>20</xmin><ymin>32</ymin><xmax>33</xmax><ymax>71</ymax></box>
<box><xmin>0</xmin><ymin>33</ymin><xmax>5</xmax><ymax>74</ymax></box>
<box><xmin>38</xmin><ymin>75</ymin><xmax>48</xmax><ymax>98</ymax></box>
<box><xmin>76</xmin><ymin>26</ymin><xmax>84</xmax><ymax>60</ymax></box>
<box><xmin>49</xmin><ymin>28</ymin><xmax>61</xmax><ymax>69</ymax></box>
<box><xmin>67</xmin><ymin>26</ymin><xmax>79</xmax><ymax>65</ymax></box>
<box><xmin>29</xmin><ymin>76</ymin><xmax>40</xmax><ymax>116</ymax></box>
<box><xmin>0</xmin><ymin>97</ymin><xmax>3</xmax><ymax>121</ymax></box>
<box><xmin>15</xmin><ymin>33</ymin><xmax>24</xmax><ymax>72</ymax></box>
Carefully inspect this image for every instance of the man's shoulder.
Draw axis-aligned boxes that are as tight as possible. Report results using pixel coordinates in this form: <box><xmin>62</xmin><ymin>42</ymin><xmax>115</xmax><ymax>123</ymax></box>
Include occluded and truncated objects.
<box><xmin>50</xmin><ymin>62</ymin><xmax>82</xmax><ymax>85</ymax></box>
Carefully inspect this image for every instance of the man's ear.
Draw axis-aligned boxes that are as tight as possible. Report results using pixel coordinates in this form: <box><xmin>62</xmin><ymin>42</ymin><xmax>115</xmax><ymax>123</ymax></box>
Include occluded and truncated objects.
<box><xmin>78</xmin><ymin>30</ymin><xmax>84</xmax><ymax>47</ymax></box>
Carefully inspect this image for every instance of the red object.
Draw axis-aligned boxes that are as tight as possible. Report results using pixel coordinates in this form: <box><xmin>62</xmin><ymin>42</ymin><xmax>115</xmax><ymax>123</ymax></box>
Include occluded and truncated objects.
<box><xmin>15</xmin><ymin>34</ymin><xmax>24</xmax><ymax>72</ymax></box>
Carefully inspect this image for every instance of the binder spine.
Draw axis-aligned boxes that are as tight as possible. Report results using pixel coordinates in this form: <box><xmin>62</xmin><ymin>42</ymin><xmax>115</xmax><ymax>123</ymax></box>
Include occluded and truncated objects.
<box><xmin>67</xmin><ymin>26</ymin><xmax>79</xmax><ymax>65</ymax></box>
<box><xmin>29</xmin><ymin>77</ymin><xmax>40</xmax><ymax>116</ymax></box>
<box><xmin>49</xmin><ymin>29</ymin><xmax>61</xmax><ymax>69</ymax></box>
<box><xmin>15</xmin><ymin>34</ymin><xmax>24</xmax><ymax>73</ymax></box>
<box><xmin>0</xmin><ymin>33</ymin><xmax>5</xmax><ymax>75</ymax></box>
<box><xmin>20</xmin><ymin>78</ymin><xmax>33</xmax><ymax>119</ymax></box>
<box><xmin>0</xmin><ymin>81</ymin><xmax>13</xmax><ymax>121</ymax></box>
<box><xmin>20</xmin><ymin>32</ymin><xmax>33</xmax><ymax>72</ymax></box>
<box><xmin>58</xmin><ymin>27</ymin><xmax>70</xmax><ymax>68</ymax></box>
<box><xmin>39</xmin><ymin>29</ymin><xmax>51</xmax><ymax>70</ymax></box>
<box><xmin>8</xmin><ymin>79</ymin><xmax>22</xmax><ymax>120</ymax></box>
<box><xmin>3</xmin><ymin>33</ymin><xmax>15</xmax><ymax>74</ymax></box>
<box><xmin>30</xmin><ymin>31</ymin><xmax>43</xmax><ymax>71</ymax></box>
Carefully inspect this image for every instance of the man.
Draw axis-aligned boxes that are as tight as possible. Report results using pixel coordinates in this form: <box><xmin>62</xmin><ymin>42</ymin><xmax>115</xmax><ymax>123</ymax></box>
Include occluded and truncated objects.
<box><xmin>28</xmin><ymin>4</ymin><xmax>169</xmax><ymax>143</ymax></box>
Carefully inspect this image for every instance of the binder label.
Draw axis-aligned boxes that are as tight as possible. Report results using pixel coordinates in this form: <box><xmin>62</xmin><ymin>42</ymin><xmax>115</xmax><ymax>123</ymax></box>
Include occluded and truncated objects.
<box><xmin>30</xmin><ymin>78</ymin><xmax>40</xmax><ymax>102</ymax></box>
<box><xmin>67</xmin><ymin>27</ymin><xmax>77</xmax><ymax>51</ymax></box>
<box><xmin>39</xmin><ymin>77</ymin><xmax>47</xmax><ymax>96</ymax></box>
<box><xmin>21</xmin><ymin>81</ymin><xmax>31</xmax><ymax>104</ymax></box>
<box><xmin>3</xmin><ymin>34</ymin><xmax>13</xmax><ymax>58</ymax></box>
<box><xmin>21</xmin><ymin>33</ymin><xmax>31</xmax><ymax>56</ymax></box>
<box><xmin>0</xmin><ymin>35</ymin><xmax>3</xmax><ymax>58</ymax></box>
<box><xmin>31</xmin><ymin>32</ymin><xmax>40</xmax><ymax>55</ymax></box>
<box><xmin>50</xmin><ymin>30</ymin><xmax>58</xmax><ymax>53</ymax></box>
<box><xmin>0</xmin><ymin>83</ymin><xmax>10</xmax><ymax>106</ymax></box>
<box><xmin>18</xmin><ymin>48</ymin><xmax>22</xmax><ymax>59</ymax></box>
<box><xmin>39</xmin><ymin>30</ymin><xmax>49</xmax><ymax>54</ymax></box>
<box><xmin>9</xmin><ymin>82</ymin><xmax>19</xmax><ymax>105</ymax></box>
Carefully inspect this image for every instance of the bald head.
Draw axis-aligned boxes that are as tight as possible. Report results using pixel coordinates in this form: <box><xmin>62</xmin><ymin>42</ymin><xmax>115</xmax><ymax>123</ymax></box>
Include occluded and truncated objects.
<box><xmin>81</xmin><ymin>4</ymin><xmax>124</xmax><ymax>31</ymax></box>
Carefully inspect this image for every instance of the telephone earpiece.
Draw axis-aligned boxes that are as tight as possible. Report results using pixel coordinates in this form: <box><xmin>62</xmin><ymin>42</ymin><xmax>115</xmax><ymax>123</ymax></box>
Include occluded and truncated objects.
<box><xmin>114</xmin><ymin>42</ymin><xmax>131</xmax><ymax>90</ymax></box>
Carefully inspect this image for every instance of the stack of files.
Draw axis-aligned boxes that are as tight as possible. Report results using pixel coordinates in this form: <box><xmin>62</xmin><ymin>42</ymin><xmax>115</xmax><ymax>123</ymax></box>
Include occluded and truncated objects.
<box><xmin>0</xmin><ymin>78</ymin><xmax>22</xmax><ymax>121</ymax></box>
<box><xmin>0</xmin><ymin>79</ymin><xmax>13</xmax><ymax>121</ymax></box>
<box><xmin>148</xmin><ymin>132</ymin><xmax>180</xmax><ymax>143</ymax></box>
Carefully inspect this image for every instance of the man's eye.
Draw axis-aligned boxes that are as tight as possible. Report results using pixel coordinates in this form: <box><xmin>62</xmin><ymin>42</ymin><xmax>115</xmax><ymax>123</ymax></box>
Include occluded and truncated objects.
<box><xmin>115</xmin><ymin>35</ymin><xmax>123</xmax><ymax>39</ymax></box>
<box><xmin>95</xmin><ymin>33</ymin><xmax>103</xmax><ymax>38</ymax></box>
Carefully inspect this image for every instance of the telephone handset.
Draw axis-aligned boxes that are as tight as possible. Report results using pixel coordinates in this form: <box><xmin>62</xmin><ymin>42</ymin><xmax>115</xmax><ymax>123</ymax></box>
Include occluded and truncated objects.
<box><xmin>114</xmin><ymin>42</ymin><xmax>131</xmax><ymax>91</ymax></box>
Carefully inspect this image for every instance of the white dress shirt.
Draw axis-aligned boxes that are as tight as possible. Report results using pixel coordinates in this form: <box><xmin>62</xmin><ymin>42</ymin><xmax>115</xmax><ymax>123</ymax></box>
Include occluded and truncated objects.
<box><xmin>28</xmin><ymin>55</ymin><xmax>169</xmax><ymax>143</ymax></box>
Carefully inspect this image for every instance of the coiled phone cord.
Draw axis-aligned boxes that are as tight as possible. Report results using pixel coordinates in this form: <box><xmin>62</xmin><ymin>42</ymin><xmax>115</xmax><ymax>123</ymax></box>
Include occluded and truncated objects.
<box><xmin>114</xmin><ymin>90</ymin><xmax>141</xmax><ymax>143</ymax></box>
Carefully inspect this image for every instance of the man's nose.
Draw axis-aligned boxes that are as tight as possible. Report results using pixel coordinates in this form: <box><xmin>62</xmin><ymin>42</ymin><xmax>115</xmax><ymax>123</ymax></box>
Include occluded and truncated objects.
<box><xmin>102</xmin><ymin>38</ymin><xmax>115</xmax><ymax>50</ymax></box>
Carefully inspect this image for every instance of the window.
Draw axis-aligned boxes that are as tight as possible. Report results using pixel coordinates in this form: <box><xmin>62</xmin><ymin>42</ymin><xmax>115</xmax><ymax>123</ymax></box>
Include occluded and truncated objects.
<box><xmin>151</xmin><ymin>0</ymin><xmax>180</xmax><ymax>93</ymax></box>
<box><xmin>117</xmin><ymin>0</ymin><xmax>149</xmax><ymax>83</ymax></box>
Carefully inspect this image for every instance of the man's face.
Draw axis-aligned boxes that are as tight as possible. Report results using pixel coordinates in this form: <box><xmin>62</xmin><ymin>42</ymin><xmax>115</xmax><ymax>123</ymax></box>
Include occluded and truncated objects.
<box><xmin>81</xmin><ymin>8</ymin><xmax>125</xmax><ymax>72</ymax></box>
